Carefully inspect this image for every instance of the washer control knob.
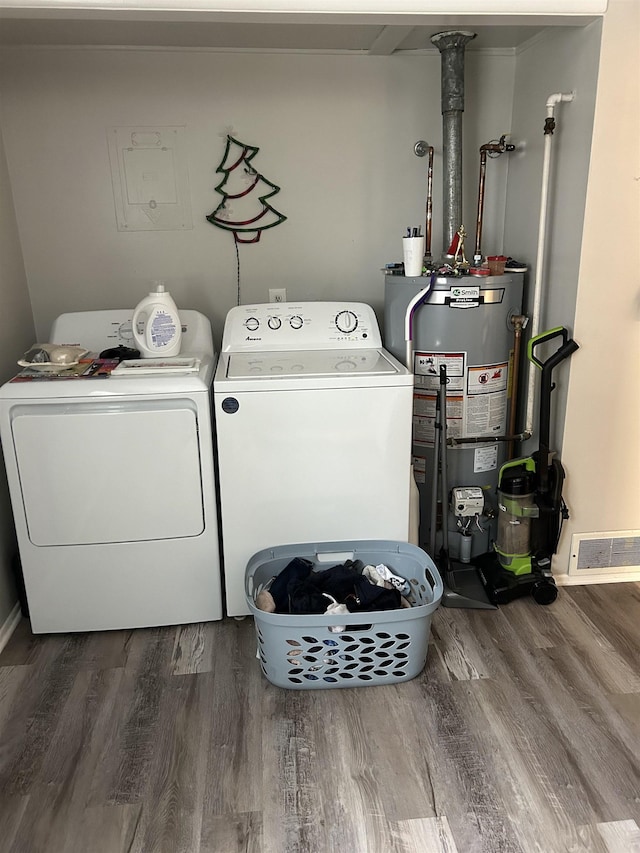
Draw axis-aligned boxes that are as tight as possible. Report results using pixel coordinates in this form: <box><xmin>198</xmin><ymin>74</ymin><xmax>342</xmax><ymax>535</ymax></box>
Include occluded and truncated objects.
<box><xmin>335</xmin><ymin>310</ymin><xmax>358</xmax><ymax>334</ymax></box>
<box><xmin>244</xmin><ymin>317</ymin><xmax>260</xmax><ymax>332</ymax></box>
<box><xmin>268</xmin><ymin>316</ymin><xmax>282</xmax><ymax>330</ymax></box>
<box><xmin>290</xmin><ymin>315</ymin><xmax>304</xmax><ymax>330</ymax></box>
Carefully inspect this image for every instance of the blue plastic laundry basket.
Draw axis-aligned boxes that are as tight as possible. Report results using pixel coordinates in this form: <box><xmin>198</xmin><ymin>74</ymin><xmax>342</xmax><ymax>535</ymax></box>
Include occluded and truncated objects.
<box><xmin>245</xmin><ymin>539</ymin><xmax>443</xmax><ymax>689</ymax></box>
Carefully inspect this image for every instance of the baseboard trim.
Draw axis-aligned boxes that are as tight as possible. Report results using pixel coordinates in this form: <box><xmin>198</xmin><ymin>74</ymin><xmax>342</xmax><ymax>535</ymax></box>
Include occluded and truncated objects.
<box><xmin>0</xmin><ymin>602</ymin><xmax>21</xmax><ymax>655</ymax></box>
<box><xmin>556</xmin><ymin>571</ymin><xmax>640</xmax><ymax>586</ymax></box>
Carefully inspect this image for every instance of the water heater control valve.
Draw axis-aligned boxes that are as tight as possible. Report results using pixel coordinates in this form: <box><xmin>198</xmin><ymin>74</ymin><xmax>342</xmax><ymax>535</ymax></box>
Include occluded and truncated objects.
<box><xmin>451</xmin><ymin>487</ymin><xmax>485</xmax><ymax>517</ymax></box>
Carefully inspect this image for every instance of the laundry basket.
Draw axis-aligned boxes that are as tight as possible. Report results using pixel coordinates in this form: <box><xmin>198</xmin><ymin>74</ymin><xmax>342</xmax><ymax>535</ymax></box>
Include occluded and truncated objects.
<box><xmin>245</xmin><ymin>539</ymin><xmax>443</xmax><ymax>689</ymax></box>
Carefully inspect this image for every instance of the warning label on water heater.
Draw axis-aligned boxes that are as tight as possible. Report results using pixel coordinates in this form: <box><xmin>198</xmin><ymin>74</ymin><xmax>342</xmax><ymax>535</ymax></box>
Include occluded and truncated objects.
<box><xmin>412</xmin><ymin>351</ymin><xmax>509</xmax><ymax>446</ymax></box>
<box><xmin>413</xmin><ymin>351</ymin><xmax>465</xmax><ymax>392</ymax></box>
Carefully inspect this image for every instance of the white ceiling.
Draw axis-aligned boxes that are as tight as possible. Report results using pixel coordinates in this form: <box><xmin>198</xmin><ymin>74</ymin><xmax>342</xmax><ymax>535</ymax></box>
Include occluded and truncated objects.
<box><xmin>0</xmin><ymin>18</ymin><xmax>558</xmax><ymax>51</ymax></box>
<box><xmin>0</xmin><ymin>3</ymin><xmax>603</xmax><ymax>52</ymax></box>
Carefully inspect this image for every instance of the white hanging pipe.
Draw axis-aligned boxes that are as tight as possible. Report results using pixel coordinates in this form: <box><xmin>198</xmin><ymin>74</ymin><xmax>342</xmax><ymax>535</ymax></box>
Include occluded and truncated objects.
<box><xmin>525</xmin><ymin>91</ymin><xmax>575</xmax><ymax>437</ymax></box>
<box><xmin>404</xmin><ymin>277</ymin><xmax>436</xmax><ymax>370</ymax></box>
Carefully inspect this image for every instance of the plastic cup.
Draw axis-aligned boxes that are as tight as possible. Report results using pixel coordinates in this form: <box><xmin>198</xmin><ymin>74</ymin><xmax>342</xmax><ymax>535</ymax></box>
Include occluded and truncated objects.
<box><xmin>403</xmin><ymin>236</ymin><xmax>425</xmax><ymax>277</ymax></box>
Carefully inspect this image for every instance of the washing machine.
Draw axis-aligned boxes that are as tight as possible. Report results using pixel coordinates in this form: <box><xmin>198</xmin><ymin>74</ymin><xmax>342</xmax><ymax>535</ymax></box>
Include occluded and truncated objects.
<box><xmin>214</xmin><ymin>301</ymin><xmax>414</xmax><ymax>617</ymax></box>
<box><xmin>0</xmin><ymin>309</ymin><xmax>223</xmax><ymax>633</ymax></box>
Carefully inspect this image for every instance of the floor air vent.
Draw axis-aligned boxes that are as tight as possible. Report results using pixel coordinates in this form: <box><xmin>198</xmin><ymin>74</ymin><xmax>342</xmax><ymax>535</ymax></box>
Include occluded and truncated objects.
<box><xmin>568</xmin><ymin>531</ymin><xmax>640</xmax><ymax>578</ymax></box>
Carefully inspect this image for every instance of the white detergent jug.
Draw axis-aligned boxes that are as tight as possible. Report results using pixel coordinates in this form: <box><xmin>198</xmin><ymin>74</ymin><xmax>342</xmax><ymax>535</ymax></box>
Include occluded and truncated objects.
<box><xmin>132</xmin><ymin>282</ymin><xmax>182</xmax><ymax>358</ymax></box>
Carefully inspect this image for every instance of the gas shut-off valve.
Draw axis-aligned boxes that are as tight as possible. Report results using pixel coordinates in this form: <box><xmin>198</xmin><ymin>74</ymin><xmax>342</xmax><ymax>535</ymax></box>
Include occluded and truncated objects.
<box><xmin>451</xmin><ymin>487</ymin><xmax>486</xmax><ymax>563</ymax></box>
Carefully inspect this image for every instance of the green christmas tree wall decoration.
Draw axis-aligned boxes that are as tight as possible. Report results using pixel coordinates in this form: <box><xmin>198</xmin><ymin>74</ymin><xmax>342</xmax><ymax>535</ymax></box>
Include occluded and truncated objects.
<box><xmin>206</xmin><ymin>135</ymin><xmax>286</xmax><ymax>244</ymax></box>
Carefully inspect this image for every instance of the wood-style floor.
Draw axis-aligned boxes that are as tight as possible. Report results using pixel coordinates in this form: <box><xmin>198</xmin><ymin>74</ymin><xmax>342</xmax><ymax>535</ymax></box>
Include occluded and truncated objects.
<box><xmin>0</xmin><ymin>582</ymin><xmax>639</xmax><ymax>853</ymax></box>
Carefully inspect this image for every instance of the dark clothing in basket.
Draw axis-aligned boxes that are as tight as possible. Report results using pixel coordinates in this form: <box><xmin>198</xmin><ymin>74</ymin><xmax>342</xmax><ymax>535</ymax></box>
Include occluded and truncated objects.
<box><xmin>270</xmin><ymin>558</ymin><xmax>403</xmax><ymax>615</ymax></box>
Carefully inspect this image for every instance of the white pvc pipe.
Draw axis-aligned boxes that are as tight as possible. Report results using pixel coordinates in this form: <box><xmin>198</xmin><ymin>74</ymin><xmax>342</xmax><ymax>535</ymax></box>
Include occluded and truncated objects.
<box><xmin>525</xmin><ymin>91</ymin><xmax>575</xmax><ymax>437</ymax></box>
<box><xmin>404</xmin><ymin>280</ymin><xmax>435</xmax><ymax>370</ymax></box>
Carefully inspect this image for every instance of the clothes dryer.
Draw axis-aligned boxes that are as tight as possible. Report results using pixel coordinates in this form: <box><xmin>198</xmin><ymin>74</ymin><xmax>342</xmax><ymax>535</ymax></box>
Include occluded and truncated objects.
<box><xmin>0</xmin><ymin>310</ymin><xmax>223</xmax><ymax>632</ymax></box>
<box><xmin>214</xmin><ymin>301</ymin><xmax>414</xmax><ymax>617</ymax></box>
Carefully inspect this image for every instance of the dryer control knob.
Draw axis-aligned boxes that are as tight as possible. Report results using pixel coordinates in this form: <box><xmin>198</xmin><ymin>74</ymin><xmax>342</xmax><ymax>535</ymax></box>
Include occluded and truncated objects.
<box><xmin>268</xmin><ymin>316</ymin><xmax>282</xmax><ymax>330</ymax></box>
<box><xmin>335</xmin><ymin>310</ymin><xmax>358</xmax><ymax>334</ymax></box>
<box><xmin>244</xmin><ymin>317</ymin><xmax>260</xmax><ymax>332</ymax></box>
<box><xmin>290</xmin><ymin>315</ymin><xmax>304</xmax><ymax>330</ymax></box>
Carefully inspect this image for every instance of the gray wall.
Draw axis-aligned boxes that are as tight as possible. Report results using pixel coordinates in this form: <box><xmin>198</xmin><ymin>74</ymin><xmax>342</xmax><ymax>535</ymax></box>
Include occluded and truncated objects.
<box><xmin>0</xmin><ymin>126</ymin><xmax>36</xmax><ymax>625</ymax></box>
<box><xmin>505</xmin><ymin>21</ymin><xmax>602</xmax><ymax>455</ymax></box>
<box><xmin>0</xmin><ymin>47</ymin><xmax>515</xmax><ymax>345</ymax></box>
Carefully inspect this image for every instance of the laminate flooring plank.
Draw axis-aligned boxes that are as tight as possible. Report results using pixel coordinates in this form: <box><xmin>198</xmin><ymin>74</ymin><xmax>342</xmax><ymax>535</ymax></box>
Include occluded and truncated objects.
<box><xmin>565</xmin><ymin>584</ymin><xmax>640</xmax><ymax>677</ymax></box>
<box><xmin>6</xmin><ymin>667</ymin><xmax>127</xmax><ymax>851</ymax></box>
<box><xmin>260</xmin><ymin>685</ymin><xmax>322</xmax><ymax>853</ymax></box>
<box><xmin>463</xmin><ymin>675</ymin><xmax>606</xmax><ymax>852</ymax></box>
<box><xmin>128</xmin><ymin>672</ymin><xmax>214</xmax><ymax>853</ymax></box>
<box><xmin>577</xmin><ymin>819</ymin><xmax>640</xmax><ymax>853</ymax></box>
<box><xmin>430</xmin><ymin>608</ymin><xmax>493</xmax><ymax>682</ymax></box>
<box><xmin>68</xmin><ymin>803</ymin><xmax>143</xmax><ymax>853</ymax></box>
<box><xmin>536</xmin><ymin>643</ymin><xmax>640</xmax><ymax>765</ymax></box>
<box><xmin>337</xmin><ymin>681</ymin><xmax>438</xmax><ymax>823</ymax></box>
<box><xmin>261</xmin><ymin>683</ymin><xmax>398</xmax><ymax>853</ymax></box>
<box><xmin>391</xmin><ymin>815</ymin><xmax>459</xmax><ymax>853</ymax></box>
<box><xmin>0</xmin><ymin>665</ymin><xmax>30</xmax><ymax>732</ymax></box>
<box><xmin>8</xmin><ymin>785</ymin><xmax>142</xmax><ymax>853</ymax></box>
<box><xmin>171</xmin><ymin>621</ymin><xmax>217</xmax><ymax>675</ymax></box>
<box><xmin>490</xmin><ymin>598</ymin><xmax>557</xmax><ymax>649</ymax></box>
<box><xmin>552</xmin><ymin>595</ymin><xmax>640</xmax><ymax>693</ymax></box>
<box><xmin>34</xmin><ymin>668</ymin><xmax>123</xmax><ymax>790</ymax></box>
<box><xmin>411</xmin><ymin>675</ymin><xmax>525</xmax><ymax>853</ymax></box>
<box><xmin>73</xmin><ymin>628</ymin><xmax>133</xmax><ymax>671</ymax></box>
<box><xmin>595</xmin><ymin>818</ymin><xmax>640</xmax><ymax>852</ymax></box>
<box><xmin>201</xmin><ymin>618</ymin><xmax>264</xmax><ymax>817</ymax></box>
<box><xmin>200</xmin><ymin>811</ymin><xmax>263</xmax><ymax>853</ymax></box>
<box><xmin>608</xmin><ymin>693</ymin><xmax>640</xmax><ymax>742</ymax></box>
<box><xmin>0</xmin><ymin>633</ymin><xmax>90</xmax><ymax>795</ymax></box>
<box><xmin>524</xmin><ymin>592</ymin><xmax>640</xmax><ymax>695</ymax></box>
<box><xmin>307</xmin><ymin>686</ymin><xmax>414</xmax><ymax>853</ymax></box>
<box><xmin>423</xmin><ymin>637</ymin><xmax>456</xmax><ymax>683</ymax></box>
<box><xmin>0</xmin><ymin>794</ymin><xmax>31</xmax><ymax>852</ymax></box>
<box><xmin>525</xmin><ymin>645</ymin><xmax>640</xmax><ymax>823</ymax></box>
<box><xmin>0</xmin><ymin>618</ymin><xmax>40</xmax><ymax>666</ymax></box>
<box><xmin>417</xmin><ymin>595</ymin><xmax>640</xmax><ymax>849</ymax></box>
<box><xmin>95</xmin><ymin>625</ymin><xmax>177</xmax><ymax>805</ymax></box>
<box><xmin>464</xmin><ymin>607</ymin><xmax>640</xmax><ymax>824</ymax></box>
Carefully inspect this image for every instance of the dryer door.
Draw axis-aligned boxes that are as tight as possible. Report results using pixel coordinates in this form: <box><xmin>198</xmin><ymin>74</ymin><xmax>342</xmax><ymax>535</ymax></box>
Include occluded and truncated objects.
<box><xmin>10</xmin><ymin>400</ymin><xmax>204</xmax><ymax>546</ymax></box>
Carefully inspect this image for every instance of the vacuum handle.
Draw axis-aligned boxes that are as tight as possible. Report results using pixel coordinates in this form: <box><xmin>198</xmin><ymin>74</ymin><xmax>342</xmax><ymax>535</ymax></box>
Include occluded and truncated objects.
<box><xmin>528</xmin><ymin>326</ymin><xmax>579</xmax><ymax>371</ymax></box>
<box><xmin>531</xmin><ymin>327</ymin><xmax>579</xmax><ymax>495</ymax></box>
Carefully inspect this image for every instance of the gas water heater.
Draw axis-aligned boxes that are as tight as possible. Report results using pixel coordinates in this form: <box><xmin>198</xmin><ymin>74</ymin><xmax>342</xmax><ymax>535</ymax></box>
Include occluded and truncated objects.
<box><xmin>384</xmin><ymin>272</ymin><xmax>524</xmax><ymax>559</ymax></box>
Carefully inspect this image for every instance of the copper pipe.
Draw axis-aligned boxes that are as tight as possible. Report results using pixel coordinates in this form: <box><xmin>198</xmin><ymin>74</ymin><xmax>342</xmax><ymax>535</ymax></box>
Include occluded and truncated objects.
<box><xmin>425</xmin><ymin>145</ymin><xmax>434</xmax><ymax>257</ymax></box>
<box><xmin>474</xmin><ymin>149</ymin><xmax>489</xmax><ymax>259</ymax></box>
<box><xmin>474</xmin><ymin>135</ymin><xmax>515</xmax><ymax>260</ymax></box>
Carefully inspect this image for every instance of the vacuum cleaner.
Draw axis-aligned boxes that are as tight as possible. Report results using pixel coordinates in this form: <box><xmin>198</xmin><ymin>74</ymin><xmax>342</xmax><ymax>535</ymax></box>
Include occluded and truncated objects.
<box><xmin>475</xmin><ymin>326</ymin><xmax>579</xmax><ymax>605</ymax></box>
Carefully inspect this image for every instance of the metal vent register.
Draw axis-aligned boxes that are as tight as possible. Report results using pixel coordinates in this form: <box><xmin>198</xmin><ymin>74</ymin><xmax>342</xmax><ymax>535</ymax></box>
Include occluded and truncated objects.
<box><xmin>569</xmin><ymin>532</ymin><xmax>640</xmax><ymax>576</ymax></box>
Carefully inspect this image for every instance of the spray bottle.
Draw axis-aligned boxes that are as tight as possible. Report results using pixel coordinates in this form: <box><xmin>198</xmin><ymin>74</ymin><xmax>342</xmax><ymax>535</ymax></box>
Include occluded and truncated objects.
<box><xmin>132</xmin><ymin>281</ymin><xmax>182</xmax><ymax>358</ymax></box>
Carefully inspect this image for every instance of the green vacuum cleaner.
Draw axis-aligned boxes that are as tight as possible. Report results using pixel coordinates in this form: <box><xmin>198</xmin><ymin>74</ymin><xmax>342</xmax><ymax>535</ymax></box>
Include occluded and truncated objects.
<box><xmin>475</xmin><ymin>326</ymin><xmax>579</xmax><ymax>605</ymax></box>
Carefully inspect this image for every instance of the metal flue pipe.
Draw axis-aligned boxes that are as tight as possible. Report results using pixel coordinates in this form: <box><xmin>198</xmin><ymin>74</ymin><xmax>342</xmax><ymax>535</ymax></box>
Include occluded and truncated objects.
<box><xmin>431</xmin><ymin>30</ymin><xmax>476</xmax><ymax>254</ymax></box>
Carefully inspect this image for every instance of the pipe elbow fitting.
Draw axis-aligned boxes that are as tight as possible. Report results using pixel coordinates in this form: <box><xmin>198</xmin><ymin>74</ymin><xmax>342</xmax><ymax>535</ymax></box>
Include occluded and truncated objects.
<box><xmin>546</xmin><ymin>91</ymin><xmax>575</xmax><ymax>109</ymax></box>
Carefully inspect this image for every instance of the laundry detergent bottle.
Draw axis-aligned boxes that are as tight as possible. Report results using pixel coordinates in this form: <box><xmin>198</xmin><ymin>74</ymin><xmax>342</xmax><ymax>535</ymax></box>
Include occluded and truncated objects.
<box><xmin>132</xmin><ymin>281</ymin><xmax>182</xmax><ymax>358</ymax></box>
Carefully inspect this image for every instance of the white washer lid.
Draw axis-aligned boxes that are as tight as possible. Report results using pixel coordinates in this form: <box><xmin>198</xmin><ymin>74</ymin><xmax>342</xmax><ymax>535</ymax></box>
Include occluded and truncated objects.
<box><xmin>225</xmin><ymin>348</ymin><xmax>401</xmax><ymax>380</ymax></box>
